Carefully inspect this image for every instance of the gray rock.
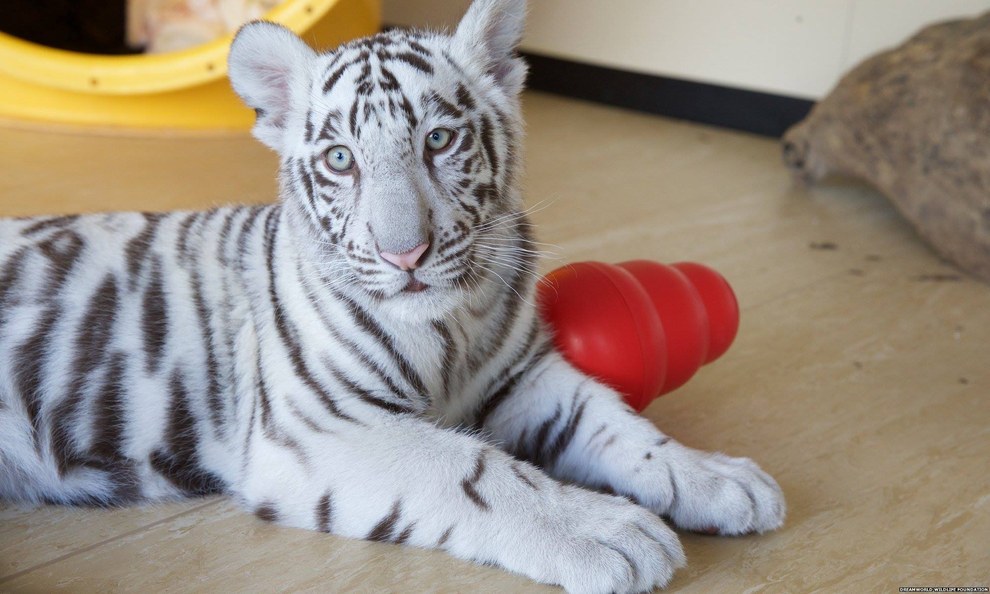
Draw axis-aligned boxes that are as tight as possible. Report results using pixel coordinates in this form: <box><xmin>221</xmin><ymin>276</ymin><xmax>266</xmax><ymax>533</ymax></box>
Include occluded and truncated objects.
<box><xmin>783</xmin><ymin>12</ymin><xmax>990</xmax><ymax>283</ymax></box>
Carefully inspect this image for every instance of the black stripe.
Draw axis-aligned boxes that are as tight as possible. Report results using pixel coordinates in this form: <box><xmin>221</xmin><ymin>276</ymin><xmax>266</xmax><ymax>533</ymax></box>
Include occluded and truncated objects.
<box><xmin>285</xmin><ymin>398</ymin><xmax>332</xmax><ymax>435</ymax></box>
<box><xmin>37</xmin><ymin>229</ymin><xmax>84</xmax><ymax>290</ymax></box>
<box><xmin>336</xmin><ymin>293</ymin><xmax>429</xmax><ymax>398</ymax></box>
<box><xmin>317</xmin><ymin>110</ymin><xmax>343</xmax><ymax>142</ymax></box>
<box><xmin>74</xmin><ymin>458</ymin><xmax>141</xmax><ymax>506</ymax></box>
<box><xmin>355</xmin><ymin>61</ymin><xmax>373</xmax><ymax>96</ymax></box>
<box><xmin>215</xmin><ymin>209</ymin><xmax>240</xmax><ymax>269</ymax></box>
<box><xmin>236</xmin><ymin>206</ymin><xmax>268</xmax><ymax>260</ymax></box>
<box><xmin>124</xmin><ymin>212</ymin><xmax>163</xmax><ymax>287</ymax></box>
<box><xmin>50</xmin><ymin>275</ymin><xmax>120</xmax><ymax>476</ymax></box>
<box><xmin>451</xmin><ymin>131</ymin><xmax>474</xmax><ymax>157</ymax></box>
<box><xmin>255</xmin><ymin>502</ymin><xmax>279</xmax><ymax>522</ymax></box>
<box><xmin>187</xmin><ymin>264</ymin><xmax>225</xmax><ymax>433</ymax></box>
<box><xmin>296</xmin><ymin>159</ymin><xmax>319</xmax><ymax>216</ymax></box>
<box><xmin>426</xmin><ymin>92</ymin><xmax>462</xmax><ymax>120</ymax></box>
<box><xmin>149</xmin><ymin>370</ymin><xmax>225</xmax><ymax>495</ymax></box>
<box><xmin>48</xmin><ymin>391</ymin><xmax>84</xmax><ymax>477</ymax></box>
<box><xmin>379</xmin><ymin>66</ymin><xmax>401</xmax><ymax>91</ymax></box>
<box><xmin>348</xmin><ymin>101</ymin><xmax>360</xmax><ymax>136</ymax></box>
<box><xmin>264</xmin><ymin>211</ymin><xmax>357</xmax><ymax>423</ymax></box>
<box><xmin>304</xmin><ymin>108</ymin><xmax>315</xmax><ymax>142</ymax></box>
<box><xmin>316</xmin><ymin>491</ymin><xmax>334</xmax><ymax>533</ymax></box>
<box><xmin>597</xmin><ymin>484</ymin><xmax>618</xmax><ymax>496</ymax></box>
<box><xmin>310</xmin><ymin>159</ymin><xmax>342</xmax><ymax>190</ymax></box>
<box><xmin>174</xmin><ymin>210</ymin><xmax>224</xmax><ymax>433</ymax></box>
<box><xmin>141</xmin><ymin>257</ymin><xmax>169</xmax><ymax>374</ymax></box>
<box><xmin>323</xmin><ymin>59</ymin><xmax>355</xmax><ymax>95</ymax></box>
<box><xmin>407</xmin><ymin>39</ymin><xmax>432</xmax><ymax>57</ymax></box>
<box><xmin>473</xmin><ymin>367</ymin><xmax>524</xmax><ymax>430</ymax></box>
<box><xmin>397</xmin><ymin>94</ymin><xmax>418</xmax><ymax>130</ymax></box>
<box><xmin>294</xmin><ymin>268</ymin><xmax>413</xmax><ymax>399</ymax></box>
<box><xmin>298</xmin><ymin>270</ymin><xmax>413</xmax><ymax>401</ymax></box>
<box><xmin>255</xmin><ymin>353</ymin><xmax>310</xmax><ymax>467</ymax></box>
<box><xmin>433</xmin><ymin>320</ymin><xmax>456</xmax><ymax>398</ymax></box>
<box><xmin>175</xmin><ymin>211</ymin><xmax>202</xmax><ymax>264</ymax></box>
<box><xmin>436</xmin><ymin>525</ymin><xmax>454</xmax><ymax>548</ymax></box>
<box><xmin>541</xmin><ymin>391</ymin><xmax>590</xmax><ymax>468</ymax></box>
<box><xmin>472</xmin><ymin>324</ymin><xmax>548</xmax><ymax>428</ymax></box>
<box><xmin>461</xmin><ymin>450</ymin><xmax>490</xmax><ymax>511</ymax></box>
<box><xmin>19</xmin><ymin>215</ymin><xmax>79</xmax><ymax>237</ymax></box>
<box><xmin>10</xmin><ymin>229</ymin><xmax>83</xmax><ymax>450</ymax></box>
<box><xmin>90</xmin><ymin>352</ymin><xmax>129</xmax><ymax>463</ymax></box>
<box><xmin>529</xmin><ymin>404</ymin><xmax>563</xmax><ymax>465</ymax></box>
<box><xmin>391</xmin><ymin>51</ymin><xmax>433</xmax><ymax>75</ymax></box>
<box><xmin>0</xmin><ymin>247</ymin><xmax>29</xmax><ymax>313</ymax></box>
<box><xmin>330</xmin><ymin>367</ymin><xmax>414</xmax><ymax>415</ymax></box>
<box><xmin>434</xmin><ymin>240</ymin><xmax>472</xmax><ymax>270</ymax></box>
<box><xmin>455</xmin><ymin>83</ymin><xmax>475</xmax><ymax>111</ymax></box>
<box><xmin>511</xmin><ymin>462</ymin><xmax>539</xmax><ymax>490</ymax></box>
<box><xmin>367</xmin><ymin>500</ymin><xmax>402</xmax><ymax>542</ymax></box>
<box><xmin>479</xmin><ymin>115</ymin><xmax>499</xmax><ymax>175</ymax></box>
<box><xmin>394</xmin><ymin>522</ymin><xmax>416</xmax><ymax>545</ymax></box>
<box><xmin>15</xmin><ymin>307</ymin><xmax>59</xmax><ymax>452</ymax></box>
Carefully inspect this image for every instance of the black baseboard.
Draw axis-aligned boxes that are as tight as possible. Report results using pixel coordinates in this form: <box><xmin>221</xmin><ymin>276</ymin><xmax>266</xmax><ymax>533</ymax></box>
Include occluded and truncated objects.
<box><xmin>521</xmin><ymin>52</ymin><xmax>814</xmax><ymax>138</ymax></box>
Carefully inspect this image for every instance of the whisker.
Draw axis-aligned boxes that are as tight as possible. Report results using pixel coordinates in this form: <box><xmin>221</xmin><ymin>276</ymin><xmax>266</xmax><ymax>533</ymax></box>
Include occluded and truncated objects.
<box><xmin>473</xmin><ymin>262</ymin><xmax>536</xmax><ymax>308</ymax></box>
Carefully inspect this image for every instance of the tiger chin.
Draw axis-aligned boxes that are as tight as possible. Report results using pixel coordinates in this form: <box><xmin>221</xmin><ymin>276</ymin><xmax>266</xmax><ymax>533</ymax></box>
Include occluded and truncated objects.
<box><xmin>0</xmin><ymin>1</ymin><xmax>784</xmax><ymax>592</ymax></box>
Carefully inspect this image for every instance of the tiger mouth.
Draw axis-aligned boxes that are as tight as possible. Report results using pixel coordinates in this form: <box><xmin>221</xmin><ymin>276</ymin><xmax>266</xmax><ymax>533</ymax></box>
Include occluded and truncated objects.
<box><xmin>403</xmin><ymin>278</ymin><xmax>429</xmax><ymax>293</ymax></box>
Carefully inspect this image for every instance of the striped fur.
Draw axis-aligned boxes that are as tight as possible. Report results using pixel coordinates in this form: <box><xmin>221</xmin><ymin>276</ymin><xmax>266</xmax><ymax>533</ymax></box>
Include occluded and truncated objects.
<box><xmin>0</xmin><ymin>2</ymin><xmax>784</xmax><ymax>592</ymax></box>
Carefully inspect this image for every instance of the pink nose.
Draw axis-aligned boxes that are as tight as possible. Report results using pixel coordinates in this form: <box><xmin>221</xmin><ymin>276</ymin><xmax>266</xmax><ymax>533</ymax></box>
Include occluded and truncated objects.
<box><xmin>379</xmin><ymin>242</ymin><xmax>430</xmax><ymax>271</ymax></box>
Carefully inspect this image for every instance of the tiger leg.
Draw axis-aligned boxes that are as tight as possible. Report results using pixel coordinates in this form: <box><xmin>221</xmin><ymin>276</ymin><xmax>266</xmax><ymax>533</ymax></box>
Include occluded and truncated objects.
<box><xmin>479</xmin><ymin>351</ymin><xmax>786</xmax><ymax>535</ymax></box>
<box><xmin>236</xmin><ymin>412</ymin><xmax>684</xmax><ymax>594</ymax></box>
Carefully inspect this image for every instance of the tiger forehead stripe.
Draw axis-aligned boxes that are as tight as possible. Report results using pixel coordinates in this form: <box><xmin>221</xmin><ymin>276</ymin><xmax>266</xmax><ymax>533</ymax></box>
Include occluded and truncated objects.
<box><xmin>317</xmin><ymin>110</ymin><xmax>343</xmax><ymax>142</ymax></box>
<box><xmin>425</xmin><ymin>92</ymin><xmax>463</xmax><ymax>120</ymax></box>
<box><xmin>385</xmin><ymin>51</ymin><xmax>434</xmax><ymax>75</ymax></box>
<box><xmin>321</xmin><ymin>30</ymin><xmax>436</xmax><ymax>95</ymax></box>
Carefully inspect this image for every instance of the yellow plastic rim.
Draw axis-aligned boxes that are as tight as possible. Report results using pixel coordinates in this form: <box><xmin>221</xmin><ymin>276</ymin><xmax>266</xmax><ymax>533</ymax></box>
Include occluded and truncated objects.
<box><xmin>0</xmin><ymin>0</ymin><xmax>339</xmax><ymax>96</ymax></box>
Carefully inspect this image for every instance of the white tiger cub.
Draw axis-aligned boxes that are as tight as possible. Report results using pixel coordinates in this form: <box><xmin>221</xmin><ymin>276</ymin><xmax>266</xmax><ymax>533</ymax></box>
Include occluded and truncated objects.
<box><xmin>0</xmin><ymin>0</ymin><xmax>784</xmax><ymax>591</ymax></box>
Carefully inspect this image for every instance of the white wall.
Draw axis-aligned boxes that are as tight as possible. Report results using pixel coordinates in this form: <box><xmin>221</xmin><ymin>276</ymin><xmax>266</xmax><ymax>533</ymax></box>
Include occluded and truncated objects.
<box><xmin>384</xmin><ymin>0</ymin><xmax>990</xmax><ymax>99</ymax></box>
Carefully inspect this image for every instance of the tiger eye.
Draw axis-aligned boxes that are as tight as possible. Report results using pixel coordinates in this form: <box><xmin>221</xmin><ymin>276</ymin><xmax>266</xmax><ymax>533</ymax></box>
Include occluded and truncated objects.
<box><xmin>425</xmin><ymin>128</ymin><xmax>455</xmax><ymax>151</ymax></box>
<box><xmin>325</xmin><ymin>146</ymin><xmax>354</xmax><ymax>172</ymax></box>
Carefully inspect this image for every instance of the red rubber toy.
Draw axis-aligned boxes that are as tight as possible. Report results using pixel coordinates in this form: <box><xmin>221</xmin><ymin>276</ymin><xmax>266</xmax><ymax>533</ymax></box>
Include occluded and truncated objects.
<box><xmin>537</xmin><ymin>261</ymin><xmax>740</xmax><ymax>412</ymax></box>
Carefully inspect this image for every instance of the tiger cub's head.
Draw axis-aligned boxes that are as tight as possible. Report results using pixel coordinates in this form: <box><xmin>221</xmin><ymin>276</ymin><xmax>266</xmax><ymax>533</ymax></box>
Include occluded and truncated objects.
<box><xmin>229</xmin><ymin>0</ymin><xmax>531</xmax><ymax>314</ymax></box>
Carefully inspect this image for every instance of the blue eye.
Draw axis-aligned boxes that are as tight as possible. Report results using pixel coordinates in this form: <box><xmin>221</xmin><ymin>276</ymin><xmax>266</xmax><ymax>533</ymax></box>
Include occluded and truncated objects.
<box><xmin>325</xmin><ymin>145</ymin><xmax>354</xmax><ymax>172</ymax></box>
<box><xmin>425</xmin><ymin>128</ymin><xmax>454</xmax><ymax>151</ymax></box>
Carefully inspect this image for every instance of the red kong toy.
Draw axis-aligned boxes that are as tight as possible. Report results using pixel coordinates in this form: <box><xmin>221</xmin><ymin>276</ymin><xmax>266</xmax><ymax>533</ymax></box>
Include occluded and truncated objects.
<box><xmin>537</xmin><ymin>261</ymin><xmax>739</xmax><ymax>412</ymax></box>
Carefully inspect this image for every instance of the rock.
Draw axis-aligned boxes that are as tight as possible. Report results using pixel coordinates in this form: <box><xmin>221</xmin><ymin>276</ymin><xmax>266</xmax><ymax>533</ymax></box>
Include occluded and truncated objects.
<box><xmin>782</xmin><ymin>12</ymin><xmax>990</xmax><ymax>283</ymax></box>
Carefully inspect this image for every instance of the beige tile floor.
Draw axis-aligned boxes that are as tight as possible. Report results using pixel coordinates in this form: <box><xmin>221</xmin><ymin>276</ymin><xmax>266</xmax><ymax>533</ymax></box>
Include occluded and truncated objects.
<box><xmin>1</xmin><ymin>92</ymin><xmax>988</xmax><ymax>593</ymax></box>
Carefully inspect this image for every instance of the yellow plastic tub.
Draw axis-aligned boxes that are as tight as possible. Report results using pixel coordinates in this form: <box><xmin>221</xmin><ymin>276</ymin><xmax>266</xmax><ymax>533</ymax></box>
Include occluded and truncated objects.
<box><xmin>0</xmin><ymin>0</ymin><xmax>379</xmax><ymax>132</ymax></box>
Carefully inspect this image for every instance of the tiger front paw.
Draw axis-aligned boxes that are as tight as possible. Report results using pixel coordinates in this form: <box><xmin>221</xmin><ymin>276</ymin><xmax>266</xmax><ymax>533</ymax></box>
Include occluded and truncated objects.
<box><xmin>633</xmin><ymin>442</ymin><xmax>786</xmax><ymax>536</ymax></box>
<box><xmin>506</xmin><ymin>486</ymin><xmax>686</xmax><ymax>593</ymax></box>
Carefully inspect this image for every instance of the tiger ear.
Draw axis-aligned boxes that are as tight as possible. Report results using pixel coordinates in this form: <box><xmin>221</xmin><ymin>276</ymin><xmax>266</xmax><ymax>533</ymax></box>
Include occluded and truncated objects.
<box><xmin>453</xmin><ymin>0</ymin><xmax>528</xmax><ymax>96</ymax></box>
<box><xmin>228</xmin><ymin>21</ymin><xmax>316</xmax><ymax>152</ymax></box>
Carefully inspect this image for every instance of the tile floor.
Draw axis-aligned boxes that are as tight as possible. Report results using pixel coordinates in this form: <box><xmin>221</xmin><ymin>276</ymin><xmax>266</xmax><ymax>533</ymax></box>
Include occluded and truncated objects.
<box><xmin>1</xmin><ymin>92</ymin><xmax>987</xmax><ymax>592</ymax></box>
